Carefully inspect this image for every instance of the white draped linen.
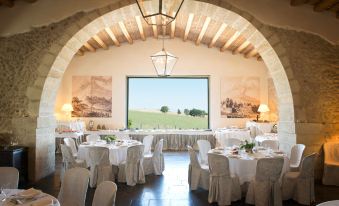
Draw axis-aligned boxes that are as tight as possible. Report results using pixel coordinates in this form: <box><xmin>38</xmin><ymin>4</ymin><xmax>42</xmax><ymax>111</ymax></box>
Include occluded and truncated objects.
<box><xmin>187</xmin><ymin>146</ymin><xmax>209</xmax><ymax>190</ymax></box>
<box><xmin>118</xmin><ymin>145</ymin><xmax>145</xmax><ymax>186</ymax></box>
<box><xmin>0</xmin><ymin>167</ymin><xmax>19</xmax><ymax>189</ymax></box>
<box><xmin>322</xmin><ymin>142</ymin><xmax>339</xmax><ymax>186</ymax></box>
<box><xmin>63</xmin><ymin>138</ymin><xmax>78</xmax><ymax>158</ymax></box>
<box><xmin>246</xmin><ymin>121</ymin><xmax>275</xmax><ymax>136</ymax></box>
<box><xmin>60</xmin><ymin>144</ymin><xmax>87</xmax><ymax>180</ymax></box>
<box><xmin>87</xmin><ymin>147</ymin><xmax>113</xmax><ymax>188</ymax></box>
<box><xmin>143</xmin><ymin>135</ymin><xmax>154</xmax><ymax>155</ymax></box>
<box><xmin>0</xmin><ymin>189</ymin><xmax>60</xmax><ymax>206</ymax></box>
<box><xmin>58</xmin><ymin>168</ymin><xmax>90</xmax><ymax>206</ymax></box>
<box><xmin>197</xmin><ymin>140</ymin><xmax>211</xmax><ymax>165</ymax></box>
<box><xmin>262</xmin><ymin>140</ymin><xmax>280</xmax><ymax>151</ymax></box>
<box><xmin>208</xmin><ymin>153</ymin><xmax>241</xmax><ymax>205</ymax></box>
<box><xmin>214</xmin><ymin>129</ymin><xmax>251</xmax><ymax>147</ymax></box>
<box><xmin>144</xmin><ymin>139</ymin><xmax>165</xmax><ymax>175</ymax></box>
<box><xmin>86</xmin><ymin>134</ymin><xmax>101</xmax><ymax>143</ymax></box>
<box><xmin>289</xmin><ymin>144</ymin><xmax>305</xmax><ymax>171</ymax></box>
<box><xmin>282</xmin><ymin>153</ymin><xmax>317</xmax><ymax>205</ymax></box>
<box><xmin>92</xmin><ymin>181</ymin><xmax>117</xmax><ymax>206</ymax></box>
<box><xmin>255</xmin><ymin>133</ymin><xmax>278</xmax><ymax>145</ymax></box>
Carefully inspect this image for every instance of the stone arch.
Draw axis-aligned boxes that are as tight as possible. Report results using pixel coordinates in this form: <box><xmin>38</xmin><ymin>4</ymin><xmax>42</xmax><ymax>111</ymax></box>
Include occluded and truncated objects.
<box><xmin>20</xmin><ymin>0</ymin><xmax>297</xmax><ymax>180</ymax></box>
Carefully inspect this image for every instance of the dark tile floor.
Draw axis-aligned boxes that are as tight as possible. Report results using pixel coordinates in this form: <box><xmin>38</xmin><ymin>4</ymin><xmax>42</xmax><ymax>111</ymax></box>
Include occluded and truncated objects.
<box><xmin>26</xmin><ymin>152</ymin><xmax>339</xmax><ymax>206</ymax></box>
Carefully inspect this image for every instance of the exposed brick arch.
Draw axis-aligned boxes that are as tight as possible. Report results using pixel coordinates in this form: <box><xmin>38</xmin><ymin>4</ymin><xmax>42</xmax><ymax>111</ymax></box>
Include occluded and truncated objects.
<box><xmin>21</xmin><ymin>0</ymin><xmax>296</xmax><ymax>180</ymax></box>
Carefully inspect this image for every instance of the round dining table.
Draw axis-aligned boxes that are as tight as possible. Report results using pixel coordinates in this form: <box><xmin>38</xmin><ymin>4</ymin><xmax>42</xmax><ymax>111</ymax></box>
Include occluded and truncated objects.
<box><xmin>209</xmin><ymin>147</ymin><xmax>290</xmax><ymax>184</ymax></box>
<box><xmin>214</xmin><ymin>129</ymin><xmax>251</xmax><ymax>147</ymax></box>
<box><xmin>0</xmin><ymin>189</ymin><xmax>59</xmax><ymax>206</ymax></box>
<box><xmin>77</xmin><ymin>140</ymin><xmax>142</xmax><ymax>166</ymax></box>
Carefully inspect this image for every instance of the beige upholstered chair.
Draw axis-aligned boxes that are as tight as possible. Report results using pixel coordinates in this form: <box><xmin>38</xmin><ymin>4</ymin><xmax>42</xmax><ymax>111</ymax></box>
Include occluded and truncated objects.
<box><xmin>92</xmin><ymin>181</ymin><xmax>117</xmax><ymax>206</ymax></box>
<box><xmin>143</xmin><ymin>139</ymin><xmax>164</xmax><ymax>175</ymax></box>
<box><xmin>60</xmin><ymin>144</ymin><xmax>87</xmax><ymax>180</ymax></box>
<box><xmin>197</xmin><ymin>140</ymin><xmax>211</xmax><ymax>165</ymax></box>
<box><xmin>64</xmin><ymin>137</ymin><xmax>78</xmax><ymax>158</ymax></box>
<box><xmin>86</xmin><ymin>134</ymin><xmax>101</xmax><ymax>142</ymax></box>
<box><xmin>58</xmin><ymin>167</ymin><xmax>90</xmax><ymax>206</ymax></box>
<box><xmin>118</xmin><ymin>144</ymin><xmax>145</xmax><ymax>186</ymax></box>
<box><xmin>289</xmin><ymin>144</ymin><xmax>305</xmax><ymax>171</ymax></box>
<box><xmin>282</xmin><ymin>153</ymin><xmax>317</xmax><ymax>205</ymax></box>
<box><xmin>0</xmin><ymin>167</ymin><xmax>19</xmax><ymax>189</ymax></box>
<box><xmin>143</xmin><ymin>135</ymin><xmax>154</xmax><ymax>156</ymax></box>
<box><xmin>88</xmin><ymin>147</ymin><xmax>113</xmax><ymax>188</ymax></box>
<box><xmin>246</xmin><ymin>157</ymin><xmax>284</xmax><ymax>206</ymax></box>
<box><xmin>208</xmin><ymin>153</ymin><xmax>241</xmax><ymax>205</ymax></box>
<box><xmin>322</xmin><ymin>142</ymin><xmax>339</xmax><ymax>186</ymax></box>
<box><xmin>187</xmin><ymin>146</ymin><xmax>209</xmax><ymax>190</ymax></box>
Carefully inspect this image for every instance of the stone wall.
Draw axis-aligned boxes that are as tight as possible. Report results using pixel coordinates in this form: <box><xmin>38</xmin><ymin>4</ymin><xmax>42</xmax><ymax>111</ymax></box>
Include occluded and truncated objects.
<box><xmin>0</xmin><ymin>1</ymin><xmax>337</xmax><ymax>181</ymax></box>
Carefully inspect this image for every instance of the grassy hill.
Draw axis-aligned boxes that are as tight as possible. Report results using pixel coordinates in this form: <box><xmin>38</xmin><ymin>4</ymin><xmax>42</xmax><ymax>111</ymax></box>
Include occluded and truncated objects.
<box><xmin>128</xmin><ymin>110</ymin><xmax>208</xmax><ymax>129</ymax></box>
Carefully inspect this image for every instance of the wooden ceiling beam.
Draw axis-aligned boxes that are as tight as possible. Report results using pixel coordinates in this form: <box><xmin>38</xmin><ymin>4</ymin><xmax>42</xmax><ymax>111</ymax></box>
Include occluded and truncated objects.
<box><xmin>135</xmin><ymin>16</ymin><xmax>146</xmax><ymax>41</ymax></box>
<box><xmin>245</xmin><ymin>49</ymin><xmax>258</xmax><ymax>58</ymax></box>
<box><xmin>84</xmin><ymin>42</ymin><xmax>96</xmax><ymax>52</ymax></box>
<box><xmin>170</xmin><ymin>12</ymin><xmax>176</xmax><ymax>38</ymax></box>
<box><xmin>76</xmin><ymin>50</ymin><xmax>84</xmax><ymax>56</ymax></box>
<box><xmin>208</xmin><ymin>23</ymin><xmax>227</xmax><ymax>48</ymax></box>
<box><xmin>151</xmin><ymin>16</ymin><xmax>158</xmax><ymax>38</ymax></box>
<box><xmin>184</xmin><ymin>13</ymin><xmax>194</xmax><ymax>41</ymax></box>
<box><xmin>233</xmin><ymin>41</ymin><xmax>250</xmax><ymax>54</ymax></box>
<box><xmin>93</xmin><ymin>34</ymin><xmax>108</xmax><ymax>50</ymax></box>
<box><xmin>290</xmin><ymin>0</ymin><xmax>309</xmax><ymax>6</ymax></box>
<box><xmin>118</xmin><ymin>21</ymin><xmax>133</xmax><ymax>44</ymax></box>
<box><xmin>220</xmin><ymin>31</ymin><xmax>240</xmax><ymax>52</ymax></box>
<box><xmin>196</xmin><ymin>17</ymin><xmax>211</xmax><ymax>46</ymax></box>
<box><xmin>104</xmin><ymin>28</ymin><xmax>120</xmax><ymax>47</ymax></box>
<box><xmin>314</xmin><ymin>0</ymin><xmax>338</xmax><ymax>11</ymax></box>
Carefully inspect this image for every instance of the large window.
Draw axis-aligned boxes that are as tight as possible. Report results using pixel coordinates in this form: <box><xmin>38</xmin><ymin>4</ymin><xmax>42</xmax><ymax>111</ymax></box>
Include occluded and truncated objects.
<box><xmin>127</xmin><ymin>77</ymin><xmax>209</xmax><ymax>129</ymax></box>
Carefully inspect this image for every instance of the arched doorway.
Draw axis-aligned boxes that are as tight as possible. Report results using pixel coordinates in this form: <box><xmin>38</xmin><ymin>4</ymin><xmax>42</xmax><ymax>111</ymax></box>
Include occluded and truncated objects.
<box><xmin>20</xmin><ymin>0</ymin><xmax>296</xmax><ymax>181</ymax></box>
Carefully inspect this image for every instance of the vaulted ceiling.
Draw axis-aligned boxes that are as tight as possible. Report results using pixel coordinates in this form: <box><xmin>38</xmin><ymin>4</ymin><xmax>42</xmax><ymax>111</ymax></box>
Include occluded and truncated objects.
<box><xmin>76</xmin><ymin>13</ymin><xmax>263</xmax><ymax>61</ymax></box>
<box><xmin>290</xmin><ymin>0</ymin><xmax>339</xmax><ymax>18</ymax></box>
<box><xmin>0</xmin><ymin>0</ymin><xmax>37</xmax><ymax>7</ymax></box>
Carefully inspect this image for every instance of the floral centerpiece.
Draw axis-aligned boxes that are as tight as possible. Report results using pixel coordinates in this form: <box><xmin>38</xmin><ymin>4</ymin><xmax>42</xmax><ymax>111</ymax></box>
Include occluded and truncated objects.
<box><xmin>240</xmin><ymin>140</ymin><xmax>255</xmax><ymax>154</ymax></box>
<box><xmin>104</xmin><ymin>135</ymin><xmax>117</xmax><ymax>144</ymax></box>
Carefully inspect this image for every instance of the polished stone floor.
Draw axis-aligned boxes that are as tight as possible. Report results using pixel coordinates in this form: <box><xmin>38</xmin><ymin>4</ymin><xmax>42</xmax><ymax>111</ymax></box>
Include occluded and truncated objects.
<box><xmin>27</xmin><ymin>152</ymin><xmax>339</xmax><ymax>206</ymax></box>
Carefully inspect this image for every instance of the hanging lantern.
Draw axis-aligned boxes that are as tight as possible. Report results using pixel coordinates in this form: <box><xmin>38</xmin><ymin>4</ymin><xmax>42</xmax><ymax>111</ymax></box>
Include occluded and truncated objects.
<box><xmin>136</xmin><ymin>0</ymin><xmax>185</xmax><ymax>25</ymax></box>
<box><xmin>151</xmin><ymin>48</ymin><xmax>178</xmax><ymax>76</ymax></box>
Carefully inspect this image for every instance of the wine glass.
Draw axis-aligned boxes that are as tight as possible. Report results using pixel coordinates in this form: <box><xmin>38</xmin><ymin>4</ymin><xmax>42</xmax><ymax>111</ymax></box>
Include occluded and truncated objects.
<box><xmin>0</xmin><ymin>183</ymin><xmax>10</xmax><ymax>202</ymax></box>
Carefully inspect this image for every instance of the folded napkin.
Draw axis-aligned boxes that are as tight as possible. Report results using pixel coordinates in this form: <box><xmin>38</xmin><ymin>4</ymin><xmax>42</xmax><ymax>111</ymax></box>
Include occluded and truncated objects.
<box><xmin>18</xmin><ymin>188</ymin><xmax>41</xmax><ymax>198</ymax></box>
<box><xmin>31</xmin><ymin>197</ymin><xmax>54</xmax><ymax>206</ymax></box>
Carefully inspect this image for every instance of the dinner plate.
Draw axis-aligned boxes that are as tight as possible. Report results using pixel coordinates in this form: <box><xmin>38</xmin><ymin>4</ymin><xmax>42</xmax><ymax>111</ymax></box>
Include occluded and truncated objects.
<box><xmin>18</xmin><ymin>188</ymin><xmax>42</xmax><ymax>199</ymax></box>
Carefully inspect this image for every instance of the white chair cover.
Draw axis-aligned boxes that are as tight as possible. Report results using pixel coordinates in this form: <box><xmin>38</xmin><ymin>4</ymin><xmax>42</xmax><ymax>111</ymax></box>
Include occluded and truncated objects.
<box><xmin>225</xmin><ymin>137</ymin><xmax>242</xmax><ymax>147</ymax></box>
<box><xmin>144</xmin><ymin>139</ymin><xmax>165</xmax><ymax>175</ymax></box>
<box><xmin>86</xmin><ymin>134</ymin><xmax>101</xmax><ymax>142</ymax></box>
<box><xmin>289</xmin><ymin>144</ymin><xmax>305</xmax><ymax>171</ymax></box>
<box><xmin>64</xmin><ymin>137</ymin><xmax>78</xmax><ymax>158</ymax></box>
<box><xmin>317</xmin><ymin>200</ymin><xmax>339</xmax><ymax>206</ymax></box>
<box><xmin>60</xmin><ymin>144</ymin><xmax>86</xmax><ymax>180</ymax></box>
<box><xmin>87</xmin><ymin>147</ymin><xmax>113</xmax><ymax>188</ymax></box>
<box><xmin>197</xmin><ymin>140</ymin><xmax>211</xmax><ymax>165</ymax></box>
<box><xmin>58</xmin><ymin>167</ymin><xmax>90</xmax><ymax>206</ymax></box>
<box><xmin>262</xmin><ymin>140</ymin><xmax>279</xmax><ymax>150</ymax></box>
<box><xmin>92</xmin><ymin>181</ymin><xmax>117</xmax><ymax>206</ymax></box>
<box><xmin>187</xmin><ymin>146</ymin><xmax>209</xmax><ymax>190</ymax></box>
<box><xmin>115</xmin><ymin>133</ymin><xmax>130</xmax><ymax>140</ymax></box>
<box><xmin>118</xmin><ymin>145</ymin><xmax>145</xmax><ymax>186</ymax></box>
<box><xmin>0</xmin><ymin>167</ymin><xmax>19</xmax><ymax>189</ymax></box>
<box><xmin>208</xmin><ymin>153</ymin><xmax>241</xmax><ymax>205</ymax></box>
<box><xmin>282</xmin><ymin>153</ymin><xmax>317</xmax><ymax>205</ymax></box>
<box><xmin>322</xmin><ymin>142</ymin><xmax>339</xmax><ymax>186</ymax></box>
<box><xmin>143</xmin><ymin>135</ymin><xmax>154</xmax><ymax>155</ymax></box>
<box><xmin>246</xmin><ymin>157</ymin><xmax>284</xmax><ymax>206</ymax></box>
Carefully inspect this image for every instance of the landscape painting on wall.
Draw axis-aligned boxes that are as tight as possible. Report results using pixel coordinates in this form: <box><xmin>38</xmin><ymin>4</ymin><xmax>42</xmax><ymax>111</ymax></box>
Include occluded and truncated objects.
<box><xmin>72</xmin><ymin>76</ymin><xmax>112</xmax><ymax>117</ymax></box>
<box><xmin>220</xmin><ymin>76</ymin><xmax>260</xmax><ymax>118</ymax></box>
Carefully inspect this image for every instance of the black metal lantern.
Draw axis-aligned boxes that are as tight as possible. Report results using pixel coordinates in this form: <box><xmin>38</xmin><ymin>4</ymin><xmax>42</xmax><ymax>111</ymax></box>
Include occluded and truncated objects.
<box><xmin>136</xmin><ymin>0</ymin><xmax>184</xmax><ymax>25</ymax></box>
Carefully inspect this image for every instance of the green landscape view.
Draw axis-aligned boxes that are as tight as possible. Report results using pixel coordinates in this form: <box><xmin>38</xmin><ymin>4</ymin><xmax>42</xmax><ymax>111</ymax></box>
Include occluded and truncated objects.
<box><xmin>128</xmin><ymin>110</ymin><xmax>208</xmax><ymax>129</ymax></box>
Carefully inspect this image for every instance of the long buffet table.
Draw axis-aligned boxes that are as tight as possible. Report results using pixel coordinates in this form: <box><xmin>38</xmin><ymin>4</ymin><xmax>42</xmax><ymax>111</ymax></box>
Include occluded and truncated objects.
<box><xmin>84</xmin><ymin>130</ymin><xmax>216</xmax><ymax>151</ymax></box>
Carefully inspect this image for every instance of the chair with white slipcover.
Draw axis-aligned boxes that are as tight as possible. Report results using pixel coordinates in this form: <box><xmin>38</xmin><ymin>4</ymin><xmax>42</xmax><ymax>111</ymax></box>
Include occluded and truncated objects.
<box><xmin>322</xmin><ymin>142</ymin><xmax>339</xmax><ymax>186</ymax></box>
<box><xmin>143</xmin><ymin>135</ymin><xmax>154</xmax><ymax>156</ymax></box>
<box><xmin>143</xmin><ymin>139</ymin><xmax>164</xmax><ymax>175</ymax></box>
<box><xmin>187</xmin><ymin>146</ymin><xmax>209</xmax><ymax>190</ymax></box>
<box><xmin>58</xmin><ymin>167</ymin><xmax>90</xmax><ymax>206</ymax></box>
<box><xmin>197</xmin><ymin>140</ymin><xmax>211</xmax><ymax>165</ymax></box>
<box><xmin>86</xmin><ymin>134</ymin><xmax>101</xmax><ymax>143</ymax></box>
<box><xmin>88</xmin><ymin>147</ymin><xmax>113</xmax><ymax>188</ymax></box>
<box><xmin>0</xmin><ymin>167</ymin><xmax>19</xmax><ymax>189</ymax></box>
<box><xmin>118</xmin><ymin>144</ymin><xmax>145</xmax><ymax>186</ymax></box>
<box><xmin>208</xmin><ymin>153</ymin><xmax>241</xmax><ymax>205</ymax></box>
<box><xmin>92</xmin><ymin>181</ymin><xmax>117</xmax><ymax>206</ymax></box>
<box><xmin>225</xmin><ymin>138</ymin><xmax>242</xmax><ymax>147</ymax></box>
<box><xmin>64</xmin><ymin>137</ymin><xmax>78</xmax><ymax>158</ymax></box>
<box><xmin>262</xmin><ymin>139</ymin><xmax>279</xmax><ymax>151</ymax></box>
<box><xmin>115</xmin><ymin>133</ymin><xmax>130</xmax><ymax>140</ymax></box>
<box><xmin>317</xmin><ymin>200</ymin><xmax>339</xmax><ymax>206</ymax></box>
<box><xmin>246</xmin><ymin>157</ymin><xmax>284</xmax><ymax>206</ymax></box>
<box><xmin>60</xmin><ymin>144</ymin><xmax>87</xmax><ymax>180</ymax></box>
<box><xmin>282</xmin><ymin>153</ymin><xmax>317</xmax><ymax>205</ymax></box>
<box><xmin>289</xmin><ymin>144</ymin><xmax>305</xmax><ymax>171</ymax></box>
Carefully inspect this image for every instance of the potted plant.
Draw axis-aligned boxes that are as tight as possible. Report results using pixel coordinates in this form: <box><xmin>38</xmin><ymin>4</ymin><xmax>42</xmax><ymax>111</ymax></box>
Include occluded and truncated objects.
<box><xmin>240</xmin><ymin>140</ymin><xmax>255</xmax><ymax>154</ymax></box>
<box><xmin>104</xmin><ymin>135</ymin><xmax>117</xmax><ymax>144</ymax></box>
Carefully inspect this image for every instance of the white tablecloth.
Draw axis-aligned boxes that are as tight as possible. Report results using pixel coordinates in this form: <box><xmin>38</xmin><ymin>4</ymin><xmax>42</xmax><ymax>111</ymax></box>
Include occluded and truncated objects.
<box><xmin>77</xmin><ymin>141</ymin><xmax>142</xmax><ymax>166</ymax></box>
<box><xmin>0</xmin><ymin>189</ymin><xmax>59</xmax><ymax>206</ymax></box>
<box><xmin>246</xmin><ymin>121</ymin><xmax>275</xmax><ymax>136</ymax></box>
<box><xmin>255</xmin><ymin>133</ymin><xmax>278</xmax><ymax>144</ymax></box>
<box><xmin>55</xmin><ymin>132</ymin><xmax>83</xmax><ymax>153</ymax></box>
<box><xmin>214</xmin><ymin>129</ymin><xmax>251</xmax><ymax>147</ymax></box>
<box><xmin>209</xmin><ymin>149</ymin><xmax>290</xmax><ymax>184</ymax></box>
